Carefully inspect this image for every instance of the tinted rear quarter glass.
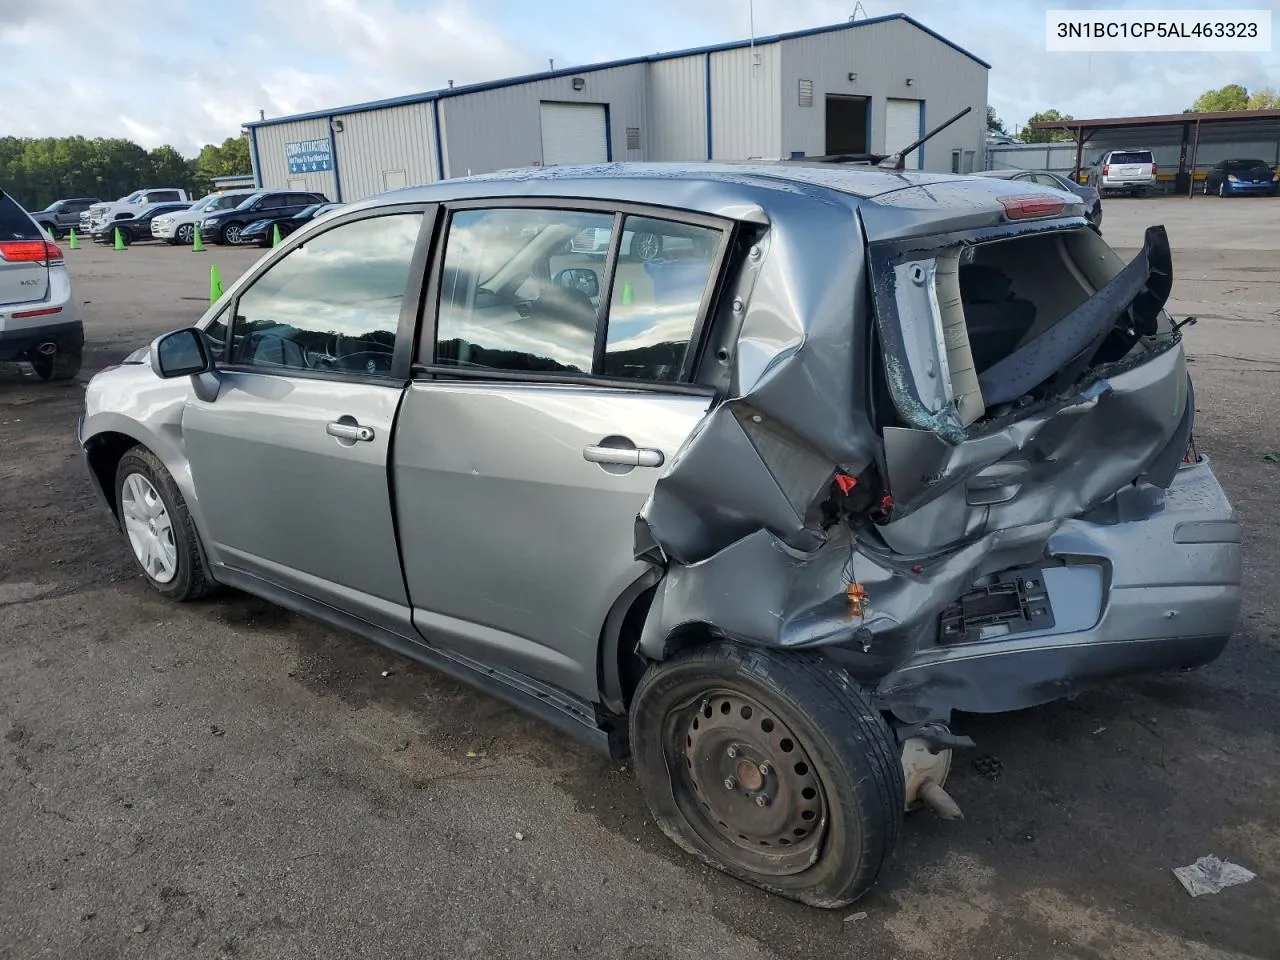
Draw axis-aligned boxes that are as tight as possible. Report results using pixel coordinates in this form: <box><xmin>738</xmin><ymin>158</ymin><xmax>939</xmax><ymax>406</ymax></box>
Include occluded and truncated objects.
<box><xmin>0</xmin><ymin>194</ymin><xmax>42</xmax><ymax>240</ymax></box>
<box><xmin>1110</xmin><ymin>151</ymin><xmax>1153</xmax><ymax>164</ymax></box>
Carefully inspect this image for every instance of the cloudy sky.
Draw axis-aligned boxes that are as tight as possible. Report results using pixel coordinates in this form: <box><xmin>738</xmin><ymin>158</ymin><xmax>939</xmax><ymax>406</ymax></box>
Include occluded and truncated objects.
<box><xmin>3</xmin><ymin>0</ymin><xmax>1279</xmax><ymax>154</ymax></box>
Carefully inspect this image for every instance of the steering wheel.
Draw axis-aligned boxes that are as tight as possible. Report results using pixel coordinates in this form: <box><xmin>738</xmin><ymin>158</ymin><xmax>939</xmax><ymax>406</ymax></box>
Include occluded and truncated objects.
<box><xmin>334</xmin><ymin>351</ymin><xmax>394</xmax><ymax>375</ymax></box>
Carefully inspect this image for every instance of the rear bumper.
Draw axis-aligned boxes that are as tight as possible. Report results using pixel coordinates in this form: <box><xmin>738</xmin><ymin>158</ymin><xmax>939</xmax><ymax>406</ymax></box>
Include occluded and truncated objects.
<box><xmin>0</xmin><ymin>319</ymin><xmax>84</xmax><ymax>362</ymax></box>
<box><xmin>876</xmin><ymin>458</ymin><xmax>1242</xmax><ymax>717</ymax></box>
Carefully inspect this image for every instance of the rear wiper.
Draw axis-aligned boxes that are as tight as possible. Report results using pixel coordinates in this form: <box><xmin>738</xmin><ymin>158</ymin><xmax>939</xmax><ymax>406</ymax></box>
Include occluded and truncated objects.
<box><xmin>879</xmin><ymin>107</ymin><xmax>973</xmax><ymax>172</ymax></box>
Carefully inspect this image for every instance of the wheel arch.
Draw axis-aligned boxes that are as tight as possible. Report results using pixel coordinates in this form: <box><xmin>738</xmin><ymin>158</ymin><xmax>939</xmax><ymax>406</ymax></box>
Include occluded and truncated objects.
<box><xmin>83</xmin><ymin>429</ymin><xmax>142</xmax><ymax>520</ymax></box>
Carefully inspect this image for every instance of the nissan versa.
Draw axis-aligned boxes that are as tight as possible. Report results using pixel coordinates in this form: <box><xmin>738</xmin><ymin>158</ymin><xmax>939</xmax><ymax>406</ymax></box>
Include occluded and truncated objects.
<box><xmin>79</xmin><ymin>163</ymin><xmax>1242</xmax><ymax>908</ymax></box>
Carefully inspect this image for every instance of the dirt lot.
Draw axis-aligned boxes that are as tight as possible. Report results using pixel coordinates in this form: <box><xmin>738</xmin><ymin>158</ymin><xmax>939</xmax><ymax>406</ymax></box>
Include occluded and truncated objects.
<box><xmin>2</xmin><ymin>199</ymin><xmax>1278</xmax><ymax>960</ymax></box>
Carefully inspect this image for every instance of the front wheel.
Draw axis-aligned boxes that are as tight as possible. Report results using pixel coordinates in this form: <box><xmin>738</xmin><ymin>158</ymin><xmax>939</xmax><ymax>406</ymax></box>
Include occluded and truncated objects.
<box><xmin>176</xmin><ymin>223</ymin><xmax>195</xmax><ymax>245</ymax></box>
<box><xmin>629</xmin><ymin>643</ymin><xmax>904</xmax><ymax>908</ymax></box>
<box><xmin>114</xmin><ymin>447</ymin><xmax>216</xmax><ymax>601</ymax></box>
<box><xmin>1219</xmin><ymin>181</ymin><xmax>1228</xmax><ymax>198</ymax></box>
<box><xmin>221</xmin><ymin>222</ymin><xmax>245</xmax><ymax>245</ymax></box>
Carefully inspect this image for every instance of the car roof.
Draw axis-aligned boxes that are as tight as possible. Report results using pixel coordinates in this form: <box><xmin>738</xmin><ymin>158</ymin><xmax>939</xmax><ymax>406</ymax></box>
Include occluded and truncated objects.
<box><xmin>361</xmin><ymin>162</ymin><xmax>971</xmax><ymax>219</ymax></box>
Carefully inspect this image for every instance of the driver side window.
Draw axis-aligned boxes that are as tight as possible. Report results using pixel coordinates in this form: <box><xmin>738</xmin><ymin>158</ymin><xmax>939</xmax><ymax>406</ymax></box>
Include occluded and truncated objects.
<box><xmin>230</xmin><ymin>213</ymin><xmax>422</xmax><ymax>376</ymax></box>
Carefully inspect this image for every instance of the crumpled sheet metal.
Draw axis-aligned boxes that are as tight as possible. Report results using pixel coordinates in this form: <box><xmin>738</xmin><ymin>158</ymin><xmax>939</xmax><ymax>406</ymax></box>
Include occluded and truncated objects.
<box><xmin>635</xmin><ymin>203</ymin><xmax>1187</xmax><ymax>680</ymax></box>
<box><xmin>637</xmin><ymin>192</ymin><xmax>879</xmax><ymax>567</ymax></box>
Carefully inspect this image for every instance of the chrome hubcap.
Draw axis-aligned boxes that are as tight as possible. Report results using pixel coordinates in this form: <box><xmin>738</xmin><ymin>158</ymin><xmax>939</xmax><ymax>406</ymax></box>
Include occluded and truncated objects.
<box><xmin>121</xmin><ymin>473</ymin><xmax>178</xmax><ymax>584</ymax></box>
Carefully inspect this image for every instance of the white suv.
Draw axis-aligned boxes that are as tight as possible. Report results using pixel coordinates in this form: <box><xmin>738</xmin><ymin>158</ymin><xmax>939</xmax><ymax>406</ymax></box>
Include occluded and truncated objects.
<box><xmin>151</xmin><ymin>190</ymin><xmax>257</xmax><ymax>245</ymax></box>
<box><xmin>1089</xmin><ymin>149</ymin><xmax>1157</xmax><ymax>196</ymax></box>
<box><xmin>0</xmin><ymin>190</ymin><xmax>82</xmax><ymax>380</ymax></box>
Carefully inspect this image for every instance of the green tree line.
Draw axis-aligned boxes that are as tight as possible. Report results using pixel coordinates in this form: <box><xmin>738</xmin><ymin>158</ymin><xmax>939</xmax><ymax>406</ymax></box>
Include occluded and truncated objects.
<box><xmin>0</xmin><ymin>135</ymin><xmax>251</xmax><ymax>212</ymax></box>
<box><xmin>989</xmin><ymin>85</ymin><xmax>1280</xmax><ymax>145</ymax></box>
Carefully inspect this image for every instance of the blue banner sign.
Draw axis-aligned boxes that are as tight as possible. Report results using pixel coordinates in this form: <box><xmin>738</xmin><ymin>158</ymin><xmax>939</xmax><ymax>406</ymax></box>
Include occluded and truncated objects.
<box><xmin>286</xmin><ymin>138</ymin><xmax>332</xmax><ymax>174</ymax></box>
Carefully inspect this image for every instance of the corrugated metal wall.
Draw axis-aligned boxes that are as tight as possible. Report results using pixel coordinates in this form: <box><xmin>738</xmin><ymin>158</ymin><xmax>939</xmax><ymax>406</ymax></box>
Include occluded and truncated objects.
<box><xmin>778</xmin><ymin>19</ymin><xmax>987</xmax><ymax>170</ymax></box>
<box><xmin>988</xmin><ymin>138</ymin><xmax>1280</xmax><ymax>184</ymax></box>
<box><xmin>709</xmin><ymin>44</ymin><xmax>781</xmax><ymax>160</ymax></box>
<box><xmin>647</xmin><ymin>55</ymin><xmax>708</xmax><ymax>161</ymax></box>
<box><xmin>440</xmin><ymin>64</ymin><xmax>648</xmax><ymax>177</ymax></box>
<box><xmin>252</xmin><ymin>118</ymin><xmax>339</xmax><ymax>198</ymax></box>
<box><xmin>333</xmin><ymin>102</ymin><xmax>438</xmax><ymax>201</ymax></box>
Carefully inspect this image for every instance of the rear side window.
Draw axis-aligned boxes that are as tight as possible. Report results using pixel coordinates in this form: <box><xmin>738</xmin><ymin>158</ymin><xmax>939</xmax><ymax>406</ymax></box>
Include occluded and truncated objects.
<box><xmin>0</xmin><ymin>194</ymin><xmax>42</xmax><ymax>240</ymax></box>
<box><xmin>148</xmin><ymin>191</ymin><xmax>182</xmax><ymax>203</ymax></box>
<box><xmin>1109</xmin><ymin>151</ymin><xmax>1152</xmax><ymax>164</ymax></box>
<box><xmin>432</xmin><ymin>207</ymin><xmax>722</xmax><ymax>382</ymax></box>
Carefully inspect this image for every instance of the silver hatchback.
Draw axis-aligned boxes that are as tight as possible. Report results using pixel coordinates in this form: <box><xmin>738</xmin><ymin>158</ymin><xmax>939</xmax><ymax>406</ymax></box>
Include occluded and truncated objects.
<box><xmin>80</xmin><ymin>164</ymin><xmax>1241</xmax><ymax>908</ymax></box>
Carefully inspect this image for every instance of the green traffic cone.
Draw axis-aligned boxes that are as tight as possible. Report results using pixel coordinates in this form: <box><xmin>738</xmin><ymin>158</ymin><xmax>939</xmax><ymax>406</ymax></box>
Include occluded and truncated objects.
<box><xmin>192</xmin><ymin>227</ymin><xmax>205</xmax><ymax>252</ymax></box>
<box><xmin>113</xmin><ymin>227</ymin><xmax>125</xmax><ymax>251</ymax></box>
<box><xmin>272</xmin><ymin>223</ymin><xmax>282</xmax><ymax>248</ymax></box>
<box><xmin>621</xmin><ymin>281</ymin><xmax>634</xmax><ymax>306</ymax></box>
<box><xmin>68</xmin><ymin>228</ymin><xmax>80</xmax><ymax>250</ymax></box>
<box><xmin>210</xmin><ymin>264</ymin><xmax>223</xmax><ymax>304</ymax></box>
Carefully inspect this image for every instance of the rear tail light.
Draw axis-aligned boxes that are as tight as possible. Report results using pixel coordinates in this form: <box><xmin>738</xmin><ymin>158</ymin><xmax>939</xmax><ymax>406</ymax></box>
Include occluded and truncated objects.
<box><xmin>0</xmin><ymin>240</ymin><xmax>63</xmax><ymax>264</ymax></box>
<box><xmin>1000</xmin><ymin>195</ymin><xmax>1065</xmax><ymax>220</ymax></box>
<box><xmin>1102</xmin><ymin>163</ymin><xmax>1109</xmax><ymax>176</ymax></box>
<box><xmin>1152</xmin><ymin>162</ymin><xmax>1158</xmax><ymax>176</ymax></box>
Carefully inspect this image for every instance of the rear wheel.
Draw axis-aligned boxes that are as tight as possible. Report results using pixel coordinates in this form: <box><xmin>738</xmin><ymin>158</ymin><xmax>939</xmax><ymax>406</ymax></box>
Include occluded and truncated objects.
<box><xmin>114</xmin><ymin>447</ymin><xmax>215</xmax><ymax>601</ymax></box>
<box><xmin>629</xmin><ymin>642</ymin><xmax>904</xmax><ymax>908</ymax></box>
<box><xmin>31</xmin><ymin>344</ymin><xmax>81</xmax><ymax>381</ymax></box>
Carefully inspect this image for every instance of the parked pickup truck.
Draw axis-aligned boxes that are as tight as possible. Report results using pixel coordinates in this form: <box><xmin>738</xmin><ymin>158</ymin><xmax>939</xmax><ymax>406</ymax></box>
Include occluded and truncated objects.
<box><xmin>30</xmin><ymin>198</ymin><xmax>101</xmax><ymax>238</ymax></box>
<box><xmin>81</xmin><ymin>188</ymin><xmax>191</xmax><ymax>233</ymax></box>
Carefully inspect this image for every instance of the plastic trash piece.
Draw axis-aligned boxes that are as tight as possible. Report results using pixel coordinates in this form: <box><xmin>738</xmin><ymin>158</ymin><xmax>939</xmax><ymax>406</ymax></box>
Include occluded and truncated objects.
<box><xmin>1173</xmin><ymin>855</ymin><xmax>1255</xmax><ymax>897</ymax></box>
<box><xmin>1262</xmin><ymin>453</ymin><xmax>1280</xmax><ymax>463</ymax></box>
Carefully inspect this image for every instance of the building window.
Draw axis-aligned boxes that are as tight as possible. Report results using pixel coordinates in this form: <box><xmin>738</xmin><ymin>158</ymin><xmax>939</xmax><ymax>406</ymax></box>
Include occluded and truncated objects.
<box><xmin>951</xmin><ymin>149</ymin><xmax>962</xmax><ymax>174</ymax></box>
<box><xmin>798</xmin><ymin>79</ymin><xmax>814</xmax><ymax>108</ymax></box>
<box><xmin>626</xmin><ymin>127</ymin><xmax>641</xmax><ymax>150</ymax></box>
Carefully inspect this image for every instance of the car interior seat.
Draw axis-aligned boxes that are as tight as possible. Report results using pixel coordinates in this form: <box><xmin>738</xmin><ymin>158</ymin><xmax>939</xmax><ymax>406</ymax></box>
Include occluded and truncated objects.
<box><xmin>959</xmin><ymin>263</ymin><xmax>1038</xmax><ymax>373</ymax></box>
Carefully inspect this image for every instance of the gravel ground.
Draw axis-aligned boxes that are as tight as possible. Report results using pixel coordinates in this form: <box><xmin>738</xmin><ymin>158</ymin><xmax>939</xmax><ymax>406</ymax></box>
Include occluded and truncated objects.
<box><xmin>2</xmin><ymin>199</ymin><xmax>1277</xmax><ymax>960</ymax></box>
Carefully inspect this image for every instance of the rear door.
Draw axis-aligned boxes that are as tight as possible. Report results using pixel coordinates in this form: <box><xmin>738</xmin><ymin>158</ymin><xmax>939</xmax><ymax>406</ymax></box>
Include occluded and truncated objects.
<box><xmin>392</xmin><ymin>203</ymin><xmax>730</xmax><ymax>700</ymax></box>
<box><xmin>181</xmin><ymin>205</ymin><xmax>431</xmax><ymax>630</ymax></box>
<box><xmin>0</xmin><ymin>194</ymin><xmax>50</xmax><ymax>306</ymax></box>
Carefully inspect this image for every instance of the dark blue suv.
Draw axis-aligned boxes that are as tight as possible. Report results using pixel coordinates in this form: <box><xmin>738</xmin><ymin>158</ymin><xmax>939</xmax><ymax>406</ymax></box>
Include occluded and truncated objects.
<box><xmin>199</xmin><ymin>190</ymin><xmax>328</xmax><ymax>245</ymax></box>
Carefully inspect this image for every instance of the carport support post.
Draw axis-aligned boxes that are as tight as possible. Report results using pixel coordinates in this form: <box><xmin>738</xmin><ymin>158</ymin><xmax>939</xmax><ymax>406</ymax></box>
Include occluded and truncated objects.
<box><xmin>1071</xmin><ymin>127</ymin><xmax>1094</xmax><ymax>184</ymax></box>
<box><xmin>1187</xmin><ymin>118</ymin><xmax>1202</xmax><ymax>198</ymax></box>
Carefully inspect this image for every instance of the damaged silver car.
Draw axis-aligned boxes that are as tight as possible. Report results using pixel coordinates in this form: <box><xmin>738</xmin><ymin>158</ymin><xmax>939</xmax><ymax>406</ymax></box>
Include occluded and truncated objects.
<box><xmin>79</xmin><ymin>163</ymin><xmax>1242</xmax><ymax>908</ymax></box>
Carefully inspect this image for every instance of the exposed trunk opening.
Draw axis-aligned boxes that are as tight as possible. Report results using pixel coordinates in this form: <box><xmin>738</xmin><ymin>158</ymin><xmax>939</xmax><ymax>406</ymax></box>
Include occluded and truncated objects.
<box><xmin>872</xmin><ymin>222</ymin><xmax>1175</xmax><ymax>439</ymax></box>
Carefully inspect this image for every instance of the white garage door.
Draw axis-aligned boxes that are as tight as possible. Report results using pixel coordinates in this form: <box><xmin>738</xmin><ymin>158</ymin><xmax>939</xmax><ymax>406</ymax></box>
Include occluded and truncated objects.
<box><xmin>885</xmin><ymin>98</ymin><xmax>924</xmax><ymax>169</ymax></box>
<box><xmin>539</xmin><ymin>102</ymin><xmax>608</xmax><ymax>166</ymax></box>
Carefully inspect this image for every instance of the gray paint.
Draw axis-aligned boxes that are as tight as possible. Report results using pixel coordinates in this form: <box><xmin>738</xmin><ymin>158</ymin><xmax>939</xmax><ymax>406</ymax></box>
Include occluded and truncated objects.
<box><xmin>80</xmin><ymin>162</ymin><xmax>1241</xmax><ymax>737</ymax></box>
<box><xmin>253</xmin><ymin>117</ymin><xmax>339</xmax><ymax>197</ymax></box>
<box><xmin>780</xmin><ymin>19</ymin><xmax>986</xmax><ymax>169</ymax></box>
<box><xmin>333</xmin><ymin>101</ymin><xmax>439</xmax><ymax>198</ymax></box>
<box><xmin>709</xmin><ymin>44</ymin><xmax>781</xmax><ymax>160</ymax></box>
<box><xmin>647</xmin><ymin>55</ymin><xmax>708</xmax><ymax>162</ymax></box>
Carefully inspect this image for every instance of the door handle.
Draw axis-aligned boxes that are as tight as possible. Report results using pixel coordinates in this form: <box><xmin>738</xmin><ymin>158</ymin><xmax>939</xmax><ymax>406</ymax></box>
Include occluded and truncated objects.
<box><xmin>583</xmin><ymin>444</ymin><xmax>665</xmax><ymax>468</ymax></box>
<box><xmin>327</xmin><ymin>420</ymin><xmax>375</xmax><ymax>442</ymax></box>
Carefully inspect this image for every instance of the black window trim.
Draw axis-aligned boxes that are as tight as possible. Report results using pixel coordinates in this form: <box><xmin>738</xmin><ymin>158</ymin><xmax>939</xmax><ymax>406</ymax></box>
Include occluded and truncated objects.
<box><xmin>210</xmin><ymin>200</ymin><xmax>437</xmax><ymax>387</ymax></box>
<box><xmin>409</xmin><ymin>195</ymin><xmax>734</xmax><ymax>396</ymax></box>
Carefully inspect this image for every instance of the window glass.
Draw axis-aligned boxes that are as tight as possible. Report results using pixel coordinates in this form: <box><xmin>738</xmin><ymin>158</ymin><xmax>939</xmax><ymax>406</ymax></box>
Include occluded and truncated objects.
<box><xmin>603</xmin><ymin>216</ymin><xmax>720</xmax><ymax>381</ymax></box>
<box><xmin>229</xmin><ymin>213</ymin><xmax>422</xmax><ymax>376</ymax></box>
<box><xmin>1109</xmin><ymin>151</ymin><xmax>1152</xmax><ymax>164</ymax></box>
<box><xmin>434</xmin><ymin>208</ymin><xmax>613</xmax><ymax>374</ymax></box>
<box><xmin>1032</xmin><ymin>173</ymin><xmax>1062</xmax><ymax>187</ymax></box>
<box><xmin>203</xmin><ymin>309</ymin><xmax>230</xmax><ymax>361</ymax></box>
<box><xmin>1223</xmin><ymin>159</ymin><xmax>1269</xmax><ymax>172</ymax></box>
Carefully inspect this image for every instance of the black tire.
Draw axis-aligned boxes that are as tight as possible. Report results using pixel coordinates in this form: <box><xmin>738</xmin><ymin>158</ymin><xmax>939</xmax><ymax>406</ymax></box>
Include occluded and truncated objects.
<box><xmin>31</xmin><ymin>344</ymin><xmax>81</xmax><ymax>381</ymax></box>
<box><xmin>629</xmin><ymin>642</ymin><xmax>904</xmax><ymax>908</ymax></box>
<box><xmin>220</xmin><ymin>222</ymin><xmax>245</xmax><ymax>245</ymax></box>
<box><xmin>113</xmin><ymin>447</ymin><xmax>216</xmax><ymax>602</ymax></box>
<box><xmin>1219</xmin><ymin>181</ymin><xmax>1228</xmax><ymax>198</ymax></box>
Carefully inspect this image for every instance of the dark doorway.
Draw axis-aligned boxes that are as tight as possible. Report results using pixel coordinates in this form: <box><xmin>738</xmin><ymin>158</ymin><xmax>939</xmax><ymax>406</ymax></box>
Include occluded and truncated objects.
<box><xmin>825</xmin><ymin>95</ymin><xmax>869</xmax><ymax>155</ymax></box>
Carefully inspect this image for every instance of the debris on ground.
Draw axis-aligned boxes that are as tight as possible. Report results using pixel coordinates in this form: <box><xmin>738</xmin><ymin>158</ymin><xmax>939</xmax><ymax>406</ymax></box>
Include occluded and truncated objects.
<box><xmin>1263</xmin><ymin>453</ymin><xmax>1280</xmax><ymax>463</ymax></box>
<box><xmin>514</xmin><ymin>831</ymin><xmax>524</xmax><ymax>841</ymax></box>
<box><xmin>209</xmin><ymin>725</ymin><xmax>225</xmax><ymax>737</ymax></box>
<box><xmin>381</xmin><ymin>670</ymin><xmax>393</xmax><ymax>677</ymax></box>
<box><xmin>972</xmin><ymin>755</ymin><xmax>1003</xmax><ymax>781</ymax></box>
<box><xmin>465</xmin><ymin>743</ymin><xmax>487</xmax><ymax>758</ymax></box>
<box><xmin>1173</xmin><ymin>855</ymin><xmax>1256</xmax><ymax>897</ymax></box>
<box><xmin>842</xmin><ymin>911</ymin><xmax>867</xmax><ymax>923</ymax></box>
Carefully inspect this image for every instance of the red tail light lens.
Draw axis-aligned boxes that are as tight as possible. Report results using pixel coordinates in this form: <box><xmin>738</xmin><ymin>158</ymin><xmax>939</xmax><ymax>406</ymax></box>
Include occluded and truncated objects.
<box><xmin>0</xmin><ymin>240</ymin><xmax>63</xmax><ymax>264</ymax></box>
<box><xmin>1102</xmin><ymin>163</ymin><xmax>1109</xmax><ymax>176</ymax></box>
<box><xmin>1000</xmin><ymin>195</ymin><xmax>1065</xmax><ymax>220</ymax></box>
<box><xmin>1152</xmin><ymin>162</ymin><xmax>1158</xmax><ymax>175</ymax></box>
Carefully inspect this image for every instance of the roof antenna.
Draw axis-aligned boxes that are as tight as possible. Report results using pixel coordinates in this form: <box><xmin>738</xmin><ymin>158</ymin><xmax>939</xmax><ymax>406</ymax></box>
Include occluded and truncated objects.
<box><xmin>448</xmin><ymin>79</ymin><xmax>454</xmax><ymax>88</ymax></box>
<box><xmin>259</xmin><ymin>109</ymin><xmax>265</xmax><ymax>121</ymax></box>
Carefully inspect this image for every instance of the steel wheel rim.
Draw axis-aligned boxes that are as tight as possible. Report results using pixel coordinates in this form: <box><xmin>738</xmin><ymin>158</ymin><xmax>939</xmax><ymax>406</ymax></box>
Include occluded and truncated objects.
<box><xmin>120</xmin><ymin>473</ymin><xmax>178</xmax><ymax>584</ymax></box>
<box><xmin>668</xmin><ymin>688</ymin><xmax>829</xmax><ymax>876</ymax></box>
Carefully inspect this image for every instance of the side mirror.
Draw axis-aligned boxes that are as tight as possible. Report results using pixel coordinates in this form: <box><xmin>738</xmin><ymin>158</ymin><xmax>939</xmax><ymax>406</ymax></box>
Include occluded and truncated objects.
<box><xmin>554</xmin><ymin>268</ymin><xmax>600</xmax><ymax>298</ymax></box>
<box><xmin>150</xmin><ymin>328</ymin><xmax>214</xmax><ymax>379</ymax></box>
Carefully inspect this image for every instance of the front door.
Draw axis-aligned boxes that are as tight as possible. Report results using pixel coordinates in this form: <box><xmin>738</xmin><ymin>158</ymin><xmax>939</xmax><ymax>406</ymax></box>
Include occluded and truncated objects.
<box><xmin>182</xmin><ymin>209</ymin><xmax>428</xmax><ymax>631</ymax></box>
<box><xmin>393</xmin><ymin>204</ymin><xmax>727</xmax><ymax>700</ymax></box>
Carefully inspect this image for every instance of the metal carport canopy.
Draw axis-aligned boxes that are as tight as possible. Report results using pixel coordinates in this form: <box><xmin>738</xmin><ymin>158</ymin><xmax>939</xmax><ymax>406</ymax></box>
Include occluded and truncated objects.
<box><xmin>1031</xmin><ymin>109</ymin><xmax>1280</xmax><ymax>194</ymax></box>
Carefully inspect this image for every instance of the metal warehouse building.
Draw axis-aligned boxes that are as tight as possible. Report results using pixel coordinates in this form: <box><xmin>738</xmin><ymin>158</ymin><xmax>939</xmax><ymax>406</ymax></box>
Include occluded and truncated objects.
<box><xmin>244</xmin><ymin>13</ymin><xmax>989</xmax><ymax>203</ymax></box>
